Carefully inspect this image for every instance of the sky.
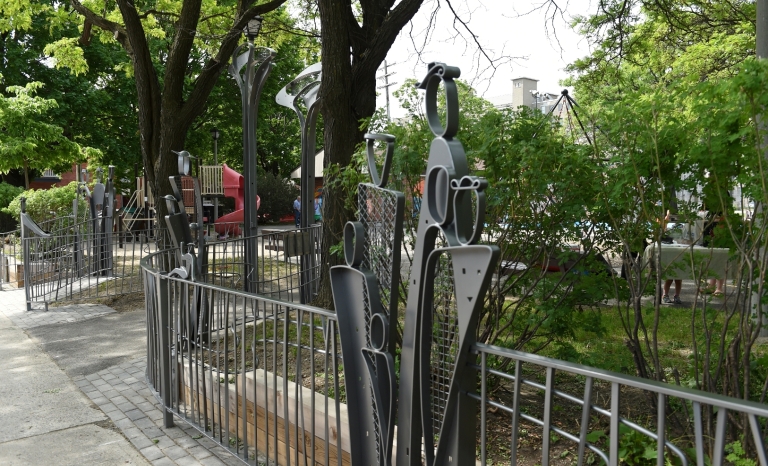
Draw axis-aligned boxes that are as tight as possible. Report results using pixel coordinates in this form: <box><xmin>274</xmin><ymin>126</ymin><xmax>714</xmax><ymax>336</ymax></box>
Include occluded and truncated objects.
<box><xmin>377</xmin><ymin>0</ymin><xmax>596</xmax><ymax>118</ymax></box>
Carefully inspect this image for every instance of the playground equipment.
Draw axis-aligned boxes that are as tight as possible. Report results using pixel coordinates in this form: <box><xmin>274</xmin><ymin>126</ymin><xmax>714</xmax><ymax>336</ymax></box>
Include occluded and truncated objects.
<box><xmin>212</xmin><ymin>163</ymin><xmax>261</xmax><ymax>237</ymax></box>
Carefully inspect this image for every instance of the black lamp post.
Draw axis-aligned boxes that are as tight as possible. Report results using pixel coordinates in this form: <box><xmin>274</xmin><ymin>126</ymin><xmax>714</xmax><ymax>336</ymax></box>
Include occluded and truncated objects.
<box><xmin>210</xmin><ymin>127</ymin><xmax>220</xmax><ymax>223</ymax></box>
<box><xmin>228</xmin><ymin>16</ymin><xmax>275</xmax><ymax>293</ymax></box>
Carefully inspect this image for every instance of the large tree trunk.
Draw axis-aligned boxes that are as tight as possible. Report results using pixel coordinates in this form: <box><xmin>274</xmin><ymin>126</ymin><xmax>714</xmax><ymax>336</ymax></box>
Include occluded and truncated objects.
<box><xmin>70</xmin><ymin>0</ymin><xmax>288</xmax><ymax>246</ymax></box>
<box><xmin>314</xmin><ymin>0</ymin><xmax>425</xmax><ymax>308</ymax></box>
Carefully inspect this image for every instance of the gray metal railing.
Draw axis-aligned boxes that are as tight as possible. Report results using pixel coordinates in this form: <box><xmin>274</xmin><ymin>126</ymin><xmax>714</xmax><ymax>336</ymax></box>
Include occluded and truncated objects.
<box><xmin>472</xmin><ymin>343</ymin><xmax>768</xmax><ymax>466</ymax></box>
<box><xmin>19</xmin><ymin>214</ymin><xmax>321</xmax><ymax>310</ymax></box>
<box><xmin>143</xmin><ymin>242</ymin><xmax>768</xmax><ymax>466</ymax></box>
<box><xmin>142</xmin><ymin>245</ymin><xmax>343</xmax><ymax>466</ymax></box>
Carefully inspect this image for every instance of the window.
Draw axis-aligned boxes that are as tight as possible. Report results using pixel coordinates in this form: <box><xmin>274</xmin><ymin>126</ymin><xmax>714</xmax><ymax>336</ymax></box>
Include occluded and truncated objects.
<box><xmin>514</xmin><ymin>82</ymin><xmax>521</xmax><ymax>88</ymax></box>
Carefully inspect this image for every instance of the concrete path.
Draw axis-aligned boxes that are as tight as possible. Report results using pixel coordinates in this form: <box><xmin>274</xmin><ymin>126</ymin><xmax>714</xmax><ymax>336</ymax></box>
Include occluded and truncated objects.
<box><xmin>0</xmin><ymin>286</ymin><xmax>244</xmax><ymax>466</ymax></box>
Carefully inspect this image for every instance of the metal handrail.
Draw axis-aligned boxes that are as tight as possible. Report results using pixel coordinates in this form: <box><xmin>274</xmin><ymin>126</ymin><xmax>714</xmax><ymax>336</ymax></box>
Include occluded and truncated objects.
<box><xmin>471</xmin><ymin>342</ymin><xmax>768</xmax><ymax>466</ymax></box>
<box><xmin>141</xmin><ymin>239</ymin><xmax>345</xmax><ymax>466</ymax></box>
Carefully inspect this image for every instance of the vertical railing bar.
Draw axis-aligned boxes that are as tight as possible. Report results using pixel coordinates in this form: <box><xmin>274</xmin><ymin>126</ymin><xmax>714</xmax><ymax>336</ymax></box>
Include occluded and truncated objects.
<box><xmin>186</xmin><ymin>282</ymin><xmax>197</xmax><ymax>424</ymax></box>
<box><xmin>324</xmin><ymin>316</ymin><xmax>330</xmax><ymax>466</ymax></box>
<box><xmin>541</xmin><ymin>367</ymin><xmax>554</xmax><ymax>466</ymax></box>
<box><xmin>657</xmin><ymin>393</ymin><xmax>666</xmax><ymax>466</ymax></box>
<box><xmin>296</xmin><ymin>309</ymin><xmax>308</xmax><ymax>465</ymax></box>
<box><xmin>223</xmin><ymin>290</ymin><xmax>231</xmax><ymax>452</ymax></box>
<box><xmin>194</xmin><ymin>285</ymin><xmax>203</xmax><ymax>428</ymax></box>
<box><xmin>332</xmin><ymin>321</ymin><xmax>343</xmax><ymax>466</ymax></box>
<box><xmin>241</xmin><ymin>295</ymin><xmax>249</xmax><ymax>461</ymax></box>
<box><xmin>609</xmin><ymin>382</ymin><xmax>619</xmax><ymax>466</ymax></box>
<box><xmin>577</xmin><ymin>376</ymin><xmax>593</xmax><ymax>466</ymax></box>
<box><xmin>711</xmin><ymin>406</ymin><xmax>727</xmax><ymax>466</ymax></box>
<box><xmin>157</xmin><ymin>272</ymin><xmax>174</xmax><ymax>427</ymax></box>
<box><xmin>480</xmin><ymin>351</ymin><xmax>487</xmax><ymax>466</ymax></box>
<box><xmin>219</xmin><ymin>290</ymin><xmax>229</xmax><ymax>443</ymax></box>
<box><xmin>202</xmin><ymin>287</ymin><xmax>212</xmax><ymax>439</ymax></box>
<box><xmin>310</xmin><ymin>311</ymin><xmax>316</xmax><ymax>466</ymax></box>
<box><xmin>749</xmin><ymin>413</ymin><xmax>768</xmax><ymax>466</ymax></box>
<box><xmin>510</xmin><ymin>359</ymin><xmax>522</xmax><ymax>466</ymax></box>
<box><xmin>282</xmin><ymin>305</ymin><xmax>291</xmax><ymax>466</ymax></box>
<box><xmin>272</xmin><ymin>301</ymin><xmax>279</xmax><ymax>464</ymax></box>
<box><xmin>693</xmin><ymin>401</ymin><xmax>704</xmax><ymax>466</ymax></box>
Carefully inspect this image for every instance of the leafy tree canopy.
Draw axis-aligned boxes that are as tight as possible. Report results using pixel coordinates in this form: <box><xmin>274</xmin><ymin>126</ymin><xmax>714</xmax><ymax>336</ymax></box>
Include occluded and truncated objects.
<box><xmin>0</xmin><ymin>79</ymin><xmax>97</xmax><ymax>187</ymax></box>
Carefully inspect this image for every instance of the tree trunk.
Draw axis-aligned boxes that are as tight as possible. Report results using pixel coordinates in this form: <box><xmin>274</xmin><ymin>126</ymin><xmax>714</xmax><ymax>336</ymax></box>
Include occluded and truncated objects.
<box><xmin>313</xmin><ymin>0</ymin><xmax>425</xmax><ymax>308</ymax></box>
<box><xmin>23</xmin><ymin>158</ymin><xmax>29</xmax><ymax>190</ymax></box>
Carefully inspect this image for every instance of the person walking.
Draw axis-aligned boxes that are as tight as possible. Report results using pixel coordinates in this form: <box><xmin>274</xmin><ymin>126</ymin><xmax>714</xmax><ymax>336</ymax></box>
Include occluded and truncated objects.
<box><xmin>293</xmin><ymin>195</ymin><xmax>301</xmax><ymax>228</ymax></box>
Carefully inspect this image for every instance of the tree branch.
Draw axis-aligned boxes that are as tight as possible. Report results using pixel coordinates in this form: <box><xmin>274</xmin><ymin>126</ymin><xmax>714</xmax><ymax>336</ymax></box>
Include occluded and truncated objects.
<box><xmin>163</xmin><ymin>0</ymin><xmax>204</xmax><ymax>116</ymax></box>
<box><xmin>69</xmin><ymin>0</ymin><xmax>131</xmax><ymax>54</ymax></box>
<box><xmin>349</xmin><ymin>0</ymin><xmax>425</xmax><ymax>116</ymax></box>
<box><xmin>177</xmin><ymin>0</ymin><xmax>289</xmax><ymax>129</ymax></box>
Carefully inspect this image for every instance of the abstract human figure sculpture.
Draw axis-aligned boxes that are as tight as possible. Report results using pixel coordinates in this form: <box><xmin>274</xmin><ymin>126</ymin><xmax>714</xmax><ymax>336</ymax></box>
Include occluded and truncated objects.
<box><xmin>229</xmin><ymin>45</ymin><xmax>275</xmax><ymax>293</ymax></box>
<box><xmin>276</xmin><ymin>62</ymin><xmax>322</xmax><ymax>303</ymax></box>
<box><xmin>331</xmin><ymin>132</ymin><xmax>404</xmax><ymax>466</ymax></box>
<box><xmin>395</xmin><ymin>63</ymin><xmax>499</xmax><ymax>465</ymax></box>
<box><xmin>332</xmin><ymin>62</ymin><xmax>498</xmax><ymax>465</ymax></box>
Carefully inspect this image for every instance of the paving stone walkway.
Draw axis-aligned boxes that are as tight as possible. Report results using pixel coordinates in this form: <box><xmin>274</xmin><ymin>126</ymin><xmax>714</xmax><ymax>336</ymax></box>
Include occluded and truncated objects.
<box><xmin>0</xmin><ymin>284</ymin><xmax>246</xmax><ymax>466</ymax></box>
<box><xmin>75</xmin><ymin>358</ymin><xmax>245</xmax><ymax>466</ymax></box>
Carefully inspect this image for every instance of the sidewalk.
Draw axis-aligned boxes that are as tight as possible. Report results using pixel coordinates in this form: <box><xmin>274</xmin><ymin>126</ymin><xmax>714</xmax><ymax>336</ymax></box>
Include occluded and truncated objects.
<box><xmin>0</xmin><ymin>285</ymin><xmax>244</xmax><ymax>466</ymax></box>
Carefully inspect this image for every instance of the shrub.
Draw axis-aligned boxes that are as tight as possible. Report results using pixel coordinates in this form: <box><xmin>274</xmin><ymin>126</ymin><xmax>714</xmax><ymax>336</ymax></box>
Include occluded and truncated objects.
<box><xmin>256</xmin><ymin>172</ymin><xmax>299</xmax><ymax>223</ymax></box>
<box><xmin>0</xmin><ymin>182</ymin><xmax>24</xmax><ymax>231</ymax></box>
<box><xmin>3</xmin><ymin>181</ymin><xmax>81</xmax><ymax>224</ymax></box>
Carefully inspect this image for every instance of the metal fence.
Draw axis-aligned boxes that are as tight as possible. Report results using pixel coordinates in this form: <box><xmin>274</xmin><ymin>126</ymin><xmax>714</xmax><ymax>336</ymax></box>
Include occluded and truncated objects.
<box><xmin>142</xmin><ymin>242</ymin><xmax>768</xmax><ymax>465</ymax></box>
<box><xmin>18</xmin><ymin>211</ymin><xmax>321</xmax><ymax>311</ymax></box>
<box><xmin>19</xmin><ymin>206</ymin><xmax>161</xmax><ymax>310</ymax></box>
<box><xmin>142</xmin><ymin>246</ymin><xmax>344</xmax><ymax>466</ymax></box>
<box><xmin>472</xmin><ymin>343</ymin><xmax>768</xmax><ymax>466</ymax></box>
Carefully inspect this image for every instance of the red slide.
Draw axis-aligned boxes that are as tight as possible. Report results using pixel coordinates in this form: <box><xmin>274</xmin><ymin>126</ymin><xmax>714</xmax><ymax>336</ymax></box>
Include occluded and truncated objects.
<box><xmin>214</xmin><ymin>164</ymin><xmax>260</xmax><ymax>237</ymax></box>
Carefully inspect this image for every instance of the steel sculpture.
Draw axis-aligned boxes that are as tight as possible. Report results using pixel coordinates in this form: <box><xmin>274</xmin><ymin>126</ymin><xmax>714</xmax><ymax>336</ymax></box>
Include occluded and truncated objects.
<box><xmin>276</xmin><ymin>62</ymin><xmax>322</xmax><ymax>303</ymax></box>
<box><xmin>229</xmin><ymin>43</ymin><xmax>276</xmax><ymax>293</ymax></box>
<box><xmin>75</xmin><ymin>166</ymin><xmax>116</xmax><ymax>276</ymax></box>
<box><xmin>331</xmin><ymin>62</ymin><xmax>499</xmax><ymax>465</ymax></box>
<box><xmin>162</xmin><ymin>151</ymin><xmax>209</xmax><ymax>343</ymax></box>
<box><xmin>331</xmin><ymin>132</ymin><xmax>405</xmax><ymax>465</ymax></box>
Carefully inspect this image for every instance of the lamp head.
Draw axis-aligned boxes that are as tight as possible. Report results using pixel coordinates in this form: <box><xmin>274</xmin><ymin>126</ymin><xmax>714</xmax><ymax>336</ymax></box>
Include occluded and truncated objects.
<box><xmin>245</xmin><ymin>16</ymin><xmax>263</xmax><ymax>42</ymax></box>
<box><xmin>210</xmin><ymin>127</ymin><xmax>220</xmax><ymax>140</ymax></box>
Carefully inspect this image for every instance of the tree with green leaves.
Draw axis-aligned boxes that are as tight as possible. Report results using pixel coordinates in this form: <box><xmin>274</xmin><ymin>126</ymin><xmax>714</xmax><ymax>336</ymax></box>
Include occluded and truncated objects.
<box><xmin>566</xmin><ymin>0</ymin><xmax>768</xmax><ymax>456</ymax></box>
<box><xmin>12</xmin><ymin>0</ymin><xmax>296</xmax><ymax>229</ymax></box>
<box><xmin>0</xmin><ymin>80</ymin><xmax>92</xmax><ymax>188</ymax></box>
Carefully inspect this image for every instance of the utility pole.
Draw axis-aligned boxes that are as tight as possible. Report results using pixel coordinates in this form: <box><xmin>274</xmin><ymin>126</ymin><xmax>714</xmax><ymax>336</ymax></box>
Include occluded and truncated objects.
<box><xmin>377</xmin><ymin>60</ymin><xmax>398</xmax><ymax>121</ymax></box>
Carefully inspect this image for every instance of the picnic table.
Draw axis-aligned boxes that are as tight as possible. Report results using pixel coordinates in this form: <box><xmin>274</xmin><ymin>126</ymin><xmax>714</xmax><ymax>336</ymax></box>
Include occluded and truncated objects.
<box><xmin>644</xmin><ymin>242</ymin><xmax>731</xmax><ymax>280</ymax></box>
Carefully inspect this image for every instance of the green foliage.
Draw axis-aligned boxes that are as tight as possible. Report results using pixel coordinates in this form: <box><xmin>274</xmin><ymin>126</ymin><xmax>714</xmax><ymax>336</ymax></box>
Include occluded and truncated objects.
<box><xmin>3</xmin><ymin>181</ymin><xmax>80</xmax><ymax>223</ymax></box>
<box><xmin>0</xmin><ymin>80</ymin><xmax>89</xmax><ymax>183</ymax></box>
<box><xmin>725</xmin><ymin>440</ymin><xmax>757</xmax><ymax>466</ymax></box>
<box><xmin>256</xmin><ymin>172</ymin><xmax>299</xmax><ymax>223</ymax></box>
<box><xmin>0</xmin><ymin>182</ymin><xmax>23</xmax><ymax>208</ymax></box>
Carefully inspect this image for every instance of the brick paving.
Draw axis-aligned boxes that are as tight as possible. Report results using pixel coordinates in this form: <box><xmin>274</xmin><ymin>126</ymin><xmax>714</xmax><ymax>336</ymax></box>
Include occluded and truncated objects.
<box><xmin>75</xmin><ymin>359</ymin><xmax>253</xmax><ymax>466</ymax></box>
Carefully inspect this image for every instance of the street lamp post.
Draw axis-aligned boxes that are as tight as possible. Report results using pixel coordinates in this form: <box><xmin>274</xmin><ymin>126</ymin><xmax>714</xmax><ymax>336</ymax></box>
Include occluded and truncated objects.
<box><xmin>276</xmin><ymin>63</ymin><xmax>322</xmax><ymax>303</ymax></box>
<box><xmin>228</xmin><ymin>16</ymin><xmax>276</xmax><ymax>293</ymax></box>
<box><xmin>210</xmin><ymin>127</ymin><xmax>220</xmax><ymax>224</ymax></box>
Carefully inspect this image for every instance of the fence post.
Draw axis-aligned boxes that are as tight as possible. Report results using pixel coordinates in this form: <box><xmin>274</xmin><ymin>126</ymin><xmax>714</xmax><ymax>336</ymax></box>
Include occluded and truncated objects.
<box><xmin>20</xmin><ymin>197</ymin><xmax>33</xmax><ymax>312</ymax></box>
<box><xmin>156</xmin><ymin>272</ymin><xmax>175</xmax><ymax>428</ymax></box>
<box><xmin>118</xmin><ymin>212</ymin><xmax>124</xmax><ymax>249</ymax></box>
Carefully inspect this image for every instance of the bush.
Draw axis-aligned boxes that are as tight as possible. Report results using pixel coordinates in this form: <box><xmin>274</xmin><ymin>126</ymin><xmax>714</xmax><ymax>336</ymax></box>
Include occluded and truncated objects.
<box><xmin>2</xmin><ymin>181</ymin><xmax>81</xmax><ymax>224</ymax></box>
<box><xmin>0</xmin><ymin>182</ymin><xmax>24</xmax><ymax>231</ymax></box>
<box><xmin>256</xmin><ymin>172</ymin><xmax>299</xmax><ymax>223</ymax></box>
